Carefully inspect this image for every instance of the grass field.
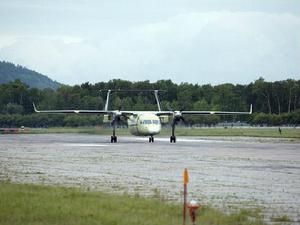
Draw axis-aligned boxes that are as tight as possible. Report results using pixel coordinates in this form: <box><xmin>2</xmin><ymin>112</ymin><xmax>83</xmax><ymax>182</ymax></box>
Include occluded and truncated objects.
<box><xmin>0</xmin><ymin>182</ymin><xmax>265</xmax><ymax>225</ymax></box>
<box><xmin>22</xmin><ymin>126</ymin><xmax>300</xmax><ymax>139</ymax></box>
<box><xmin>160</xmin><ymin>127</ymin><xmax>300</xmax><ymax>138</ymax></box>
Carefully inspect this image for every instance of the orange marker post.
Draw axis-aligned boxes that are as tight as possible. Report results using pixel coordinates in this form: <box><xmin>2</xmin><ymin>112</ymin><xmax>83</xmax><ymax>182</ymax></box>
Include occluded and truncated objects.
<box><xmin>183</xmin><ymin>168</ymin><xmax>189</xmax><ymax>225</ymax></box>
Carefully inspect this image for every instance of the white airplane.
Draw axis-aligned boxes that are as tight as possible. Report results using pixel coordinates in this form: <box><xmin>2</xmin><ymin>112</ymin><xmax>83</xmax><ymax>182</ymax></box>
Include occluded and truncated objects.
<box><xmin>33</xmin><ymin>90</ymin><xmax>252</xmax><ymax>143</ymax></box>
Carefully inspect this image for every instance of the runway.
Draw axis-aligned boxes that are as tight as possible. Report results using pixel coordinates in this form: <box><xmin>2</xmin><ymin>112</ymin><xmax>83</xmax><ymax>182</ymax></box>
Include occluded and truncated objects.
<box><xmin>0</xmin><ymin>134</ymin><xmax>299</xmax><ymax>220</ymax></box>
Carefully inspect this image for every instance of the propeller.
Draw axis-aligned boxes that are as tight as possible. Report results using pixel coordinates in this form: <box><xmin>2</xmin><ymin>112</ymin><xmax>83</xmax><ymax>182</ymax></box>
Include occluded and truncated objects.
<box><xmin>110</xmin><ymin>111</ymin><xmax>121</xmax><ymax>125</ymax></box>
<box><xmin>166</xmin><ymin>102</ymin><xmax>173</xmax><ymax>111</ymax></box>
<box><xmin>172</xmin><ymin>112</ymin><xmax>186</xmax><ymax>125</ymax></box>
<box><xmin>165</xmin><ymin>102</ymin><xmax>187</xmax><ymax>126</ymax></box>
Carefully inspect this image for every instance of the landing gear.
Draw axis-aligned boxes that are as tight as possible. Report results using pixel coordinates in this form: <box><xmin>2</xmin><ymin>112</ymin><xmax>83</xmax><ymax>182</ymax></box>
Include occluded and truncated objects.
<box><xmin>111</xmin><ymin>136</ymin><xmax>117</xmax><ymax>143</ymax></box>
<box><xmin>170</xmin><ymin>118</ymin><xmax>177</xmax><ymax>143</ymax></box>
<box><xmin>149</xmin><ymin>136</ymin><xmax>154</xmax><ymax>143</ymax></box>
<box><xmin>170</xmin><ymin>135</ymin><xmax>176</xmax><ymax>143</ymax></box>
<box><xmin>111</xmin><ymin>116</ymin><xmax>118</xmax><ymax>143</ymax></box>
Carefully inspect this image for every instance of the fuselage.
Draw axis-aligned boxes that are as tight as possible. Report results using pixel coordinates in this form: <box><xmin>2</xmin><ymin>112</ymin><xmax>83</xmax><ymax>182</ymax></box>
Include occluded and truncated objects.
<box><xmin>127</xmin><ymin>113</ymin><xmax>161</xmax><ymax>136</ymax></box>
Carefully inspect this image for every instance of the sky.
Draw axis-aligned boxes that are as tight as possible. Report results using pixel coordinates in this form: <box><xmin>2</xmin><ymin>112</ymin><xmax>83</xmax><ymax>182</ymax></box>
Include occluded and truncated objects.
<box><xmin>0</xmin><ymin>0</ymin><xmax>299</xmax><ymax>85</ymax></box>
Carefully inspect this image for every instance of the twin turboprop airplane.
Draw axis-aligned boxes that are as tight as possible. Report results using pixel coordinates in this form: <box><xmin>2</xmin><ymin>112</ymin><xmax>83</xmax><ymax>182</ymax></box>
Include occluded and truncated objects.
<box><xmin>33</xmin><ymin>90</ymin><xmax>252</xmax><ymax>143</ymax></box>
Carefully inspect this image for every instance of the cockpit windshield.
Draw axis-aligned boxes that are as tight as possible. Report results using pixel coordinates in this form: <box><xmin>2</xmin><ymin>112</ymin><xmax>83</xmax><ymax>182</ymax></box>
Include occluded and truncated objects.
<box><xmin>144</xmin><ymin>120</ymin><xmax>152</xmax><ymax>124</ymax></box>
<box><xmin>140</xmin><ymin>120</ymin><xmax>160</xmax><ymax>125</ymax></box>
<box><xmin>152</xmin><ymin>120</ymin><xmax>159</xmax><ymax>124</ymax></box>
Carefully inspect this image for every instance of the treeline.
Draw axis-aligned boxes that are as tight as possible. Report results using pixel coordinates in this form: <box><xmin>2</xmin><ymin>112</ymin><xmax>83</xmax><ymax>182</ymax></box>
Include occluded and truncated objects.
<box><xmin>0</xmin><ymin>114</ymin><xmax>102</xmax><ymax>128</ymax></box>
<box><xmin>0</xmin><ymin>78</ymin><xmax>300</xmax><ymax>127</ymax></box>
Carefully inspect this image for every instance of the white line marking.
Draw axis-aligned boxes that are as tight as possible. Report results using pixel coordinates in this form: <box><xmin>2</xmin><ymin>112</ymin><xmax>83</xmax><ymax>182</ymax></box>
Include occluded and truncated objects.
<box><xmin>129</xmin><ymin>137</ymin><xmax>245</xmax><ymax>143</ymax></box>
<box><xmin>129</xmin><ymin>137</ymin><xmax>220</xmax><ymax>142</ymax></box>
<box><xmin>63</xmin><ymin>144</ymin><xmax>111</xmax><ymax>147</ymax></box>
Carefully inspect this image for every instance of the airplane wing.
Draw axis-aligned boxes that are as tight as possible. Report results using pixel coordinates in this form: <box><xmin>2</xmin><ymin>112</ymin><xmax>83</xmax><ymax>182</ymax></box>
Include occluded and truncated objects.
<box><xmin>33</xmin><ymin>102</ymin><xmax>252</xmax><ymax>116</ymax></box>
<box><xmin>181</xmin><ymin>104</ymin><xmax>252</xmax><ymax>115</ymax></box>
<box><xmin>33</xmin><ymin>103</ymin><xmax>113</xmax><ymax>115</ymax></box>
<box><xmin>155</xmin><ymin>105</ymin><xmax>252</xmax><ymax>116</ymax></box>
<box><xmin>33</xmin><ymin>103</ymin><xmax>141</xmax><ymax>117</ymax></box>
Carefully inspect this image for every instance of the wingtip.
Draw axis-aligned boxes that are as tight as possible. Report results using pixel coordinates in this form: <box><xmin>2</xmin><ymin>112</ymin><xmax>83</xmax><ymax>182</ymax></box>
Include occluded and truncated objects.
<box><xmin>33</xmin><ymin>102</ymin><xmax>39</xmax><ymax>112</ymax></box>
<box><xmin>250</xmin><ymin>104</ymin><xmax>253</xmax><ymax>114</ymax></box>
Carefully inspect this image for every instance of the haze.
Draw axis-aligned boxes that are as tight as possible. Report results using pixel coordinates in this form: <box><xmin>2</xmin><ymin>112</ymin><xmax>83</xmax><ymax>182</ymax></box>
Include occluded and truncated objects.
<box><xmin>0</xmin><ymin>0</ymin><xmax>299</xmax><ymax>85</ymax></box>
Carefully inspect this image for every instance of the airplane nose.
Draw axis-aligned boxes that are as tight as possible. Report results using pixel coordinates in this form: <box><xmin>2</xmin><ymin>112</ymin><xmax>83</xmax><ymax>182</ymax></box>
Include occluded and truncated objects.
<box><xmin>148</xmin><ymin>125</ymin><xmax>161</xmax><ymax>134</ymax></box>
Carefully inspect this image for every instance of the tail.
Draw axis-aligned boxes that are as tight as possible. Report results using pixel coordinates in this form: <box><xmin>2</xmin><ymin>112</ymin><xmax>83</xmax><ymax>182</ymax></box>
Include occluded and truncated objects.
<box><xmin>104</xmin><ymin>90</ymin><xmax>111</xmax><ymax>111</ymax></box>
<box><xmin>102</xmin><ymin>89</ymin><xmax>165</xmax><ymax>111</ymax></box>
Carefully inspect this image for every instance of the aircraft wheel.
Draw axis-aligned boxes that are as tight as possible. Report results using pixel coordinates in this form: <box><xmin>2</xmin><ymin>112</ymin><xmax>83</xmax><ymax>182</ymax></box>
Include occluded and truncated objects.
<box><xmin>170</xmin><ymin>136</ymin><xmax>176</xmax><ymax>143</ymax></box>
<box><xmin>149</xmin><ymin>136</ymin><xmax>154</xmax><ymax>143</ymax></box>
<box><xmin>111</xmin><ymin>136</ymin><xmax>117</xmax><ymax>143</ymax></box>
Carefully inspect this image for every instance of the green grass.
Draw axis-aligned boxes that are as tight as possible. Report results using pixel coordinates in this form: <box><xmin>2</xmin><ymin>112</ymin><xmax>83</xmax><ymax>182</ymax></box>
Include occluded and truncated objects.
<box><xmin>160</xmin><ymin>127</ymin><xmax>300</xmax><ymax>139</ymax></box>
<box><xmin>21</xmin><ymin>126</ymin><xmax>300</xmax><ymax>139</ymax></box>
<box><xmin>0</xmin><ymin>182</ymin><xmax>265</xmax><ymax>225</ymax></box>
<box><xmin>271</xmin><ymin>215</ymin><xmax>292</xmax><ymax>222</ymax></box>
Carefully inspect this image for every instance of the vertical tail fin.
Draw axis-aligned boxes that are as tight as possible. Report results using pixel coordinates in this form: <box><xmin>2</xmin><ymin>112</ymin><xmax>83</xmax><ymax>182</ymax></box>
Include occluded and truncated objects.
<box><xmin>154</xmin><ymin>90</ymin><xmax>162</xmax><ymax>111</ymax></box>
<box><xmin>104</xmin><ymin>90</ymin><xmax>111</xmax><ymax>111</ymax></box>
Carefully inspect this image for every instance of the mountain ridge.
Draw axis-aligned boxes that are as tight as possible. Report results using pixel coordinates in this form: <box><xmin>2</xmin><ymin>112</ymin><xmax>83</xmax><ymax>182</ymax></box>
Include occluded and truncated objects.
<box><xmin>0</xmin><ymin>61</ymin><xmax>61</xmax><ymax>89</ymax></box>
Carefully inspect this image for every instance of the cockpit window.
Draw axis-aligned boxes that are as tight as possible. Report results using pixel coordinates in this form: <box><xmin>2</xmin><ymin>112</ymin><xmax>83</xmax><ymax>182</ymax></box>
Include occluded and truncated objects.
<box><xmin>152</xmin><ymin>120</ymin><xmax>159</xmax><ymax>124</ymax></box>
<box><xmin>143</xmin><ymin>120</ymin><xmax>152</xmax><ymax>124</ymax></box>
<box><xmin>141</xmin><ymin>119</ymin><xmax>159</xmax><ymax>125</ymax></box>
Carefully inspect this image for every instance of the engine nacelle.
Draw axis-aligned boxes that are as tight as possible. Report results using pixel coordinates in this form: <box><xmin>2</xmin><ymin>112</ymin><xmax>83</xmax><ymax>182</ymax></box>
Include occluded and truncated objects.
<box><xmin>174</xmin><ymin>111</ymin><xmax>182</xmax><ymax>117</ymax></box>
<box><xmin>159</xmin><ymin>115</ymin><xmax>170</xmax><ymax>124</ymax></box>
<box><xmin>103</xmin><ymin>114</ymin><xmax>112</xmax><ymax>123</ymax></box>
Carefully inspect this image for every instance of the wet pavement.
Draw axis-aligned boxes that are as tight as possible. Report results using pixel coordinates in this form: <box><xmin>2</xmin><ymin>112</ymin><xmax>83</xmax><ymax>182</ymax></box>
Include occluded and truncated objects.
<box><xmin>0</xmin><ymin>134</ymin><xmax>299</xmax><ymax>221</ymax></box>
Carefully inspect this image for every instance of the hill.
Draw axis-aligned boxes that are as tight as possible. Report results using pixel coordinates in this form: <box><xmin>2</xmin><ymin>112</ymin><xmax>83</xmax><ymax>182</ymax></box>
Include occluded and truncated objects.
<box><xmin>0</xmin><ymin>61</ymin><xmax>61</xmax><ymax>89</ymax></box>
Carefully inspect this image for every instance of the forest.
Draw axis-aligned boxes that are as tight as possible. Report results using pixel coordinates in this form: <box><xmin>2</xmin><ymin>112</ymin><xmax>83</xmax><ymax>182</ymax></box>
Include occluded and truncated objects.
<box><xmin>0</xmin><ymin>78</ymin><xmax>299</xmax><ymax>127</ymax></box>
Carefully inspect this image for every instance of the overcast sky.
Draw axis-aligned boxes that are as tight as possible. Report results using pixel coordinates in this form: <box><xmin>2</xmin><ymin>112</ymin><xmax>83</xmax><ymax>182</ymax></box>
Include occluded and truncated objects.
<box><xmin>0</xmin><ymin>0</ymin><xmax>299</xmax><ymax>85</ymax></box>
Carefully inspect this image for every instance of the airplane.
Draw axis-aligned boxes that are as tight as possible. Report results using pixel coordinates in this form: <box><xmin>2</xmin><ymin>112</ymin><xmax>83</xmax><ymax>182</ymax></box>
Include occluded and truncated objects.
<box><xmin>33</xmin><ymin>90</ymin><xmax>252</xmax><ymax>143</ymax></box>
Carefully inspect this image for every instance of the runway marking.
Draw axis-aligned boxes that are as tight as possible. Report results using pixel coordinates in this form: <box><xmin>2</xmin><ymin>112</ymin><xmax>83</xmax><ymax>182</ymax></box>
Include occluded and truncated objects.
<box><xmin>62</xmin><ymin>143</ymin><xmax>118</xmax><ymax>147</ymax></box>
<box><xmin>130</xmin><ymin>137</ymin><xmax>235</xmax><ymax>143</ymax></box>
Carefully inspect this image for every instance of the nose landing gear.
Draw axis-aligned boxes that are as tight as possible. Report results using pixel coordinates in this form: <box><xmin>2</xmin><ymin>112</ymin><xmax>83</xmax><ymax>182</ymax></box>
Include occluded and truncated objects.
<box><xmin>149</xmin><ymin>136</ymin><xmax>154</xmax><ymax>143</ymax></box>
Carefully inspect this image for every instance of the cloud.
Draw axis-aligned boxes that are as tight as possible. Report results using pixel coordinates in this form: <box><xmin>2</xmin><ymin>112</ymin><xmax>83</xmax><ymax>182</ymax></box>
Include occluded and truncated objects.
<box><xmin>0</xmin><ymin>11</ymin><xmax>299</xmax><ymax>85</ymax></box>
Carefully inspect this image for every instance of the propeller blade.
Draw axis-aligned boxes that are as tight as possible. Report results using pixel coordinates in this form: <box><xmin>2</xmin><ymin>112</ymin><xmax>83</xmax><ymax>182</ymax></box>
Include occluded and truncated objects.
<box><xmin>166</xmin><ymin>102</ymin><xmax>173</xmax><ymax>111</ymax></box>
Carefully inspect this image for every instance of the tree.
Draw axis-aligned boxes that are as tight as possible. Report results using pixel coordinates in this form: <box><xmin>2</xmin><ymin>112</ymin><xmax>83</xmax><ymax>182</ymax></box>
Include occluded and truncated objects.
<box><xmin>252</xmin><ymin>77</ymin><xmax>273</xmax><ymax>114</ymax></box>
<box><xmin>273</xmin><ymin>81</ymin><xmax>284</xmax><ymax>115</ymax></box>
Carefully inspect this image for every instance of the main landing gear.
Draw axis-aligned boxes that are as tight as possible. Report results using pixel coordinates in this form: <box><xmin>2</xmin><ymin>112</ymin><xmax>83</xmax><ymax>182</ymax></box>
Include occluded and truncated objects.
<box><xmin>170</xmin><ymin>116</ymin><xmax>182</xmax><ymax>143</ymax></box>
<box><xmin>111</xmin><ymin>135</ymin><xmax>117</xmax><ymax>143</ymax></box>
<box><xmin>149</xmin><ymin>136</ymin><xmax>154</xmax><ymax>143</ymax></box>
<box><xmin>170</xmin><ymin>121</ymin><xmax>177</xmax><ymax>143</ymax></box>
<box><xmin>111</xmin><ymin>116</ymin><xmax>118</xmax><ymax>143</ymax></box>
<box><xmin>170</xmin><ymin>135</ymin><xmax>176</xmax><ymax>143</ymax></box>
